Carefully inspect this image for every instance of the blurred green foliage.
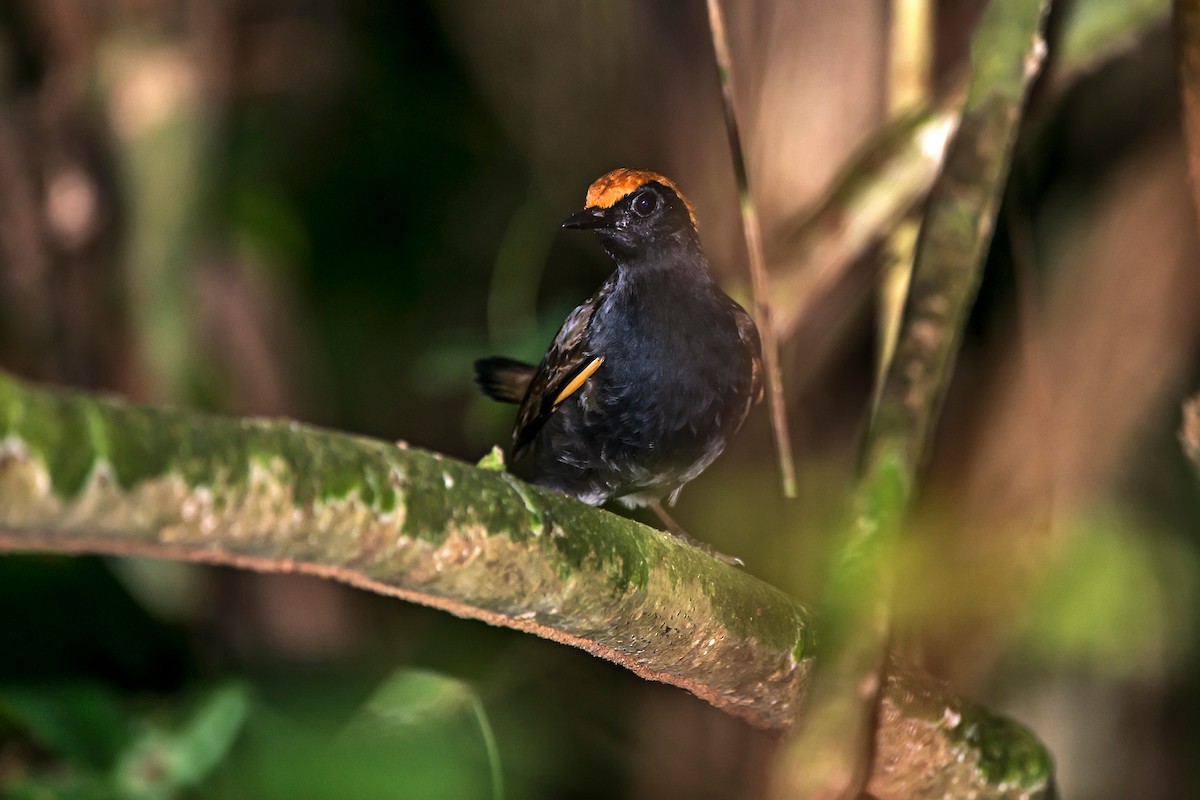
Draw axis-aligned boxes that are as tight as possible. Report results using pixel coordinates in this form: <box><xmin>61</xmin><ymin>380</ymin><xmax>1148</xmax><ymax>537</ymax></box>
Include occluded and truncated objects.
<box><xmin>1</xmin><ymin>682</ymin><xmax>247</xmax><ymax>799</ymax></box>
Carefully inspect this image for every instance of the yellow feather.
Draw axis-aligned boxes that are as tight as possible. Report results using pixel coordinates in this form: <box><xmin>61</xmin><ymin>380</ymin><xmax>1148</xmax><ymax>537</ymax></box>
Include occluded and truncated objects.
<box><xmin>554</xmin><ymin>357</ymin><xmax>604</xmax><ymax>409</ymax></box>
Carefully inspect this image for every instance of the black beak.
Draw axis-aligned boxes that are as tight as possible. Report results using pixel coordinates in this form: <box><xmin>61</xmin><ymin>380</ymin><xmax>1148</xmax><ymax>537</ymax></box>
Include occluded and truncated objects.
<box><xmin>562</xmin><ymin>206</ymin><xmax>613</xmax><ymax>230</ymax></box>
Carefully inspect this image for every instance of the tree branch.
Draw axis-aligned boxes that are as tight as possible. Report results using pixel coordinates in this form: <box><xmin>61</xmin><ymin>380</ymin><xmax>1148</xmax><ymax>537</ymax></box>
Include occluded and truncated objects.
<box><xmin>770</xmin><ymin>101</ymin><xmax>960</xmax><ymax>343</ymax></box>
<box><xmin>771</xmin><ymin>0</ymin><xmax>1055</xmax><ymax>796</ymax></box>
<box><xmin>0</xmin><ymin>370</ymin><xmax>812</xmax><ymax>728</ymax></box>
<box><xmin>0</xmin><ymin>369</ymin><xmax>1052</xmax><ymax>798</ymax></box>
<box><xmin>768</xmin><ymin>0</ymin><xmax>1168</xmax><ymax>347</ymax></box>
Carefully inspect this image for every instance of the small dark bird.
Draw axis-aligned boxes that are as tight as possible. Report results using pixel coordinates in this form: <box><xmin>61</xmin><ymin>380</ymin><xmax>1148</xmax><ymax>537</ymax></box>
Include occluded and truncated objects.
<box><xmin>475</xmin><ymin>168</ymin><xmax>762</xmax><ymax>556</ymax></box>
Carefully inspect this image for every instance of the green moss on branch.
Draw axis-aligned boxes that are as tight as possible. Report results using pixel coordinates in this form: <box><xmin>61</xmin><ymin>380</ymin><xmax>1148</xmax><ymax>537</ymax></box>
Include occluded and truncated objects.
<box><xmin>0</xmin><ymin>370</ymin><xmax>1050</xmax><ymax>798</ymax></box>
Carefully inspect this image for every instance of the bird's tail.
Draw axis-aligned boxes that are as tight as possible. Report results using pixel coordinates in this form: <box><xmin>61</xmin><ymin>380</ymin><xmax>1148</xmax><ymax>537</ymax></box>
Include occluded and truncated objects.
<box><xmin>474</xmin><ymin>356</ymin><xmax>535</xmax><ymax>404</ymax></box>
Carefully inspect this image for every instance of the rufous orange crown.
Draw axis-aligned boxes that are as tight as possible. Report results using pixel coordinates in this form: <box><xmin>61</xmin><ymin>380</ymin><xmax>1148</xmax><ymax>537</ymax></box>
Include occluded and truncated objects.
<box><xmin>583</xmin><ymin>168</ymin><xmax>699</xmax><ymax>229</ymax></box>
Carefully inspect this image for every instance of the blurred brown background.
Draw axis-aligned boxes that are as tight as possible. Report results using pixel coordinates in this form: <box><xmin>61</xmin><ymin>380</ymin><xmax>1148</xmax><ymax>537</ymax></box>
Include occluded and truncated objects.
<box><xmin>0</xmin><ymin>1</ymin><xmax>1196</xmax><ymax>798</ymax></box>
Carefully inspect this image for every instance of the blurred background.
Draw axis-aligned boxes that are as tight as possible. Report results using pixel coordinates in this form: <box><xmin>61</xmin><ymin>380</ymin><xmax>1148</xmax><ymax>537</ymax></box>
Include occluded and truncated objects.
<box><xmin>0</xmin><ymin>0</ymin><xmax>1196</xmax><ymax>797</ymax></box>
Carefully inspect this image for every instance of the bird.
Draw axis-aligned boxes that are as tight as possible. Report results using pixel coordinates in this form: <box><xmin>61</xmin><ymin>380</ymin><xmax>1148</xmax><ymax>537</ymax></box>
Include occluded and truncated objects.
<box><xmin>475</xmin><ymin>168</ymin><xmax>762</xmax><ymax>559</ymax></box>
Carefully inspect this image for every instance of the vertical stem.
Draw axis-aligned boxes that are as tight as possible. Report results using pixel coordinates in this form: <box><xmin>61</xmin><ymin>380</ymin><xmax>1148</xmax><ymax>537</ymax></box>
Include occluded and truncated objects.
<box><xmin>472</xmin><ymin>697</ymin><xmax>506</xmax><ymax>800</ymax></box>
<box><xmin>887</xmin><ymin>0</ymin><xmax>934</xmax><ymax>113</ymax></box>
<box><xmin>771</xmin><ymin>0</ymin><xmax>1053</xmax><ymax>795</ymax></box>
<box><xmin>704</xmin><ymin>0</ymin><xmax>796</xmax><ymax>497</ymax></box>
<box><xmin>878</xmin><ymin>0</ymin><xmax>934</xmax><ymax>391</ymax></box>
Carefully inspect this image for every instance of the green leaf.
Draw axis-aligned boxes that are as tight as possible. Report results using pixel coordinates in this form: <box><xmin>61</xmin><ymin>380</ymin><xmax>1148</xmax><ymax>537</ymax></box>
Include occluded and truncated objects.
<box><xmin>357</xmin><ymin>669</ymin><xmax>475</xmax><ymax>730</ymax></box>
<box><xmin>351</xmin><ymin>669</ymin><xmax>504</xmax><ymax>800</ymax></box>
<box><xmin>0</xmin><ymin>681</ymin><xmax>131</xmax><ymax>769</ymax></box>
<box><xmin>114</xmin><ymin>682</ymin><xmax>249</xmax><ymax>798</ymax></box>
<box><xmin>475</xmin><ymin>446</ymin><xmax>506</xmax><ymax>473</ymax></box>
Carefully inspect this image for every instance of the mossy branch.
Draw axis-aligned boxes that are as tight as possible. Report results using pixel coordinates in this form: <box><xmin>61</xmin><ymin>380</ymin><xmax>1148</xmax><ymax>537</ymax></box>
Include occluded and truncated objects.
<box><xmin>0</xmin><ymin>371</ymin><xmax>812</xmax><ymax>728</ymax></box>
<box><xmin>767</xmin><ymin>0</ymin><xmax>1167</xmax><ymax>348</ymax></box>
<box><xmin>771</xmin><ymin>0</ymin><xmax>1055</xmax><ymax>797</ymax></box>
<box><xmin>0</xmin><ymin>369</ymin><xmax>1052</xmax><ymax>798</ymax></box>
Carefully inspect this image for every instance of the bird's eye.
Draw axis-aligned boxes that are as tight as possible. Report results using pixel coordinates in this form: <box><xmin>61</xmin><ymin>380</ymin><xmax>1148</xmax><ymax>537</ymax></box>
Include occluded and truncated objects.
<box><xmin>631</xmin><ymin>191</ymin><xmax>657</xmax><ymax>217</ymax></box>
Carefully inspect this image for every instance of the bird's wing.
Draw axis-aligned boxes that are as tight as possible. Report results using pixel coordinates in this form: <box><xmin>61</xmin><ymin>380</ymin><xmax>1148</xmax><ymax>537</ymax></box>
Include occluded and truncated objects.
<box><xmin>511</xmin><ymin>280</ymin><xmax>614</xmax><ymax>458</ymax></box>
<box><xmin>732</xmin><ymin>302</ymin><xmax>764</xmax><ymax>406</ymax></box>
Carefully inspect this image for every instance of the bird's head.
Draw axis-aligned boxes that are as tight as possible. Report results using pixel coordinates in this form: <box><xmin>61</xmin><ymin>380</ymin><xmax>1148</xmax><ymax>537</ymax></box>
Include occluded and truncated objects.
<box><xmin>562</xmin><ymin>169</ymin><xmax>701</xmax><ymax>263</ymax></box>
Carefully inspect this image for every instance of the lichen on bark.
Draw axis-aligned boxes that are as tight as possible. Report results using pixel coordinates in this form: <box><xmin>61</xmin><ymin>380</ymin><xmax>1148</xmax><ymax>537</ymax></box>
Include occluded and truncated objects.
<box><xmin>0</xmin><ymin>369</ymin><xmax>1052</xmax><ymax>798</ymax></box>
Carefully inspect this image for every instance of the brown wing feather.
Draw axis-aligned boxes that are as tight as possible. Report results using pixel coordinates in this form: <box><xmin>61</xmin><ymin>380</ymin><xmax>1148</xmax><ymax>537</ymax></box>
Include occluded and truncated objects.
<box><xmin>733</xmin><ymin>302</ymin><xmax>764</xmax><ymax>408</ymax></box>
<box><xmin>511</xmin><ymin>278</ymin><xmax>614</xmax><ymax>458</ymax></box>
